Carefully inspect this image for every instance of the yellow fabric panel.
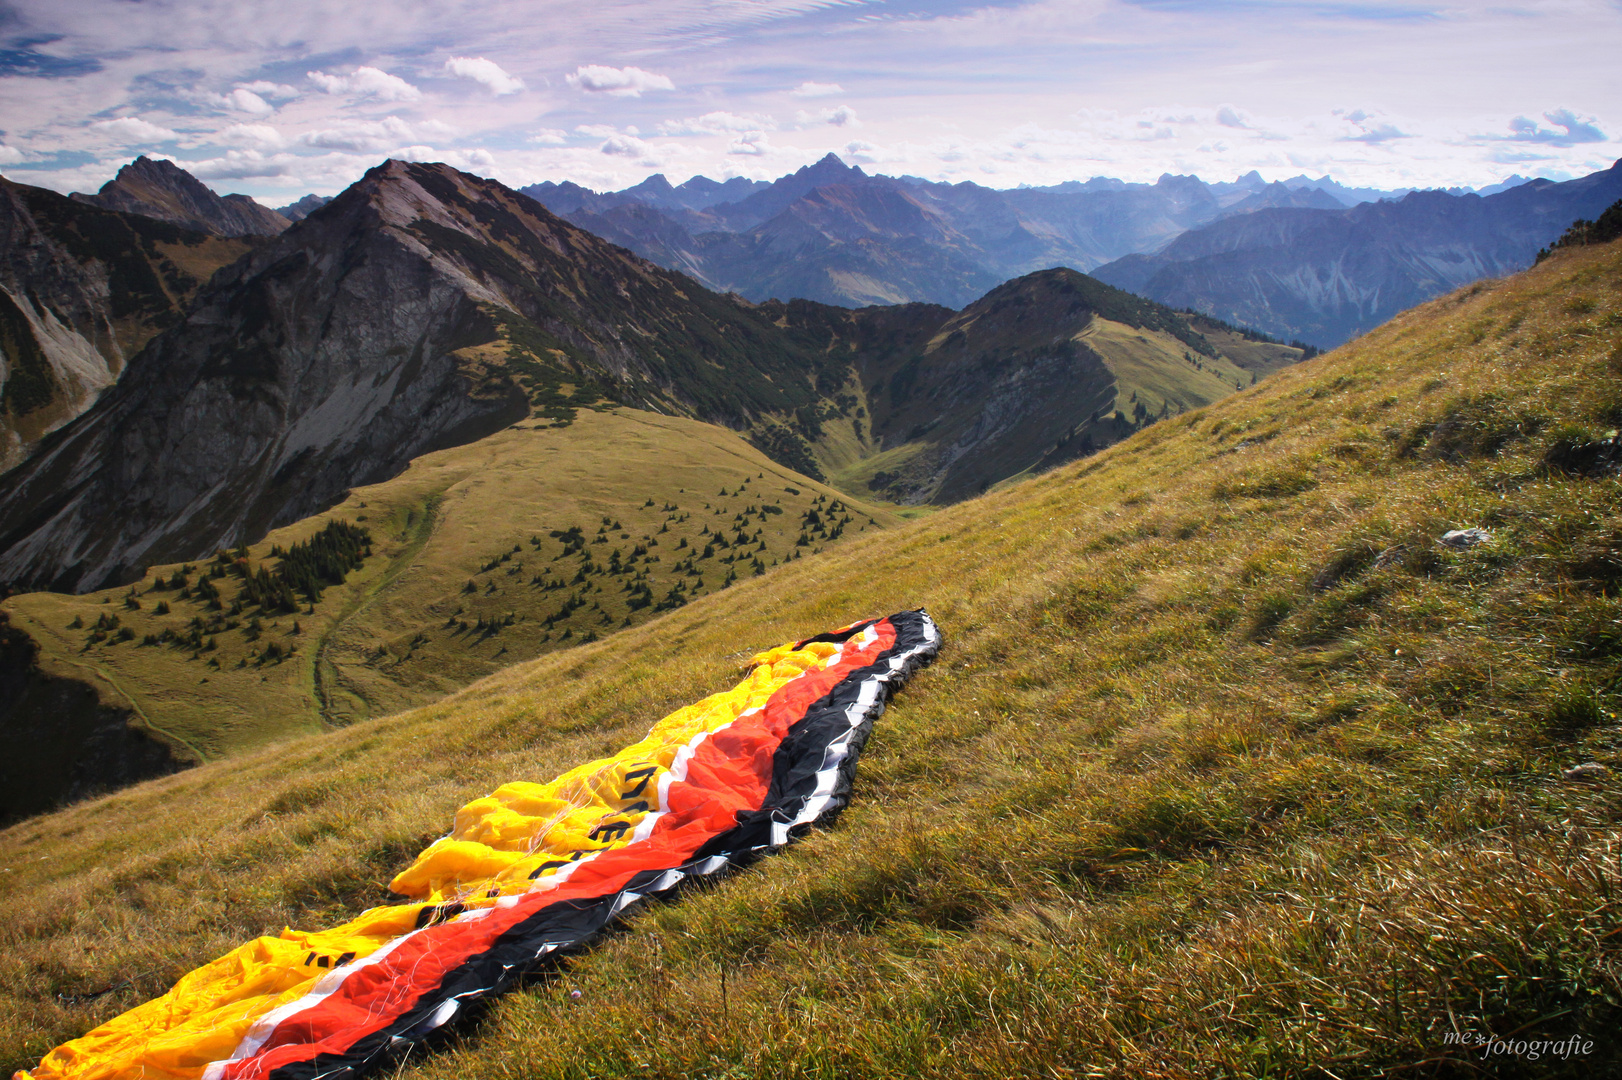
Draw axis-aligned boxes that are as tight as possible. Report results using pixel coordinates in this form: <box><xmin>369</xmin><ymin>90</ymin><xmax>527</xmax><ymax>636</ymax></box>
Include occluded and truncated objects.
<box><xmin>388</xmin><ymin>637</ymin><xmax>841</xmax><ymax>900</ymax></box>
<box><xmin>22</xmin><ymin>635</ymin><xmax>844</xmax><ymax>1080</ymax></box>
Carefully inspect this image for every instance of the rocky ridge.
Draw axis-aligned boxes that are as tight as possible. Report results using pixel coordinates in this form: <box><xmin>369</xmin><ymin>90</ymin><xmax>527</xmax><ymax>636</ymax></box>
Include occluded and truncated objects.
<box><xmin>0</xmin><ymin>160</ymin><xmax>868</xmax><ymax>591</ymax></box>
<box><xmin>73</xmin><ymin>156</ymin><xmax>290</xmax><ymax>238</ymax></box>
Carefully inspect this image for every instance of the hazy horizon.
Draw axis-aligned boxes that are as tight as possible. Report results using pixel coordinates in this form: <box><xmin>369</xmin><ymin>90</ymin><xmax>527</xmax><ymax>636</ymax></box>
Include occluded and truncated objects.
<box><xmin>1</xmin><ymin>0</ymin><xmax>1617</xmax><ymax>203</ymax></box>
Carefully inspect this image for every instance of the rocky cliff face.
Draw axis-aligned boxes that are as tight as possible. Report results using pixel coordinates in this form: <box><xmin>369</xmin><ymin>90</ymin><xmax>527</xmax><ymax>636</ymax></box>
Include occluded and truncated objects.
<box><xmin>74</xmin><ymin>156</ymin><xmax>291</xmax><ymax>237</ymax></box>
<box><xmin>1094</xmin><ymin>160</ymin><xmax>1622</xmax><ymax>347</ymax></box>
<box><xmin>0</xmin><ymin>160</ymin><xmax>857</xmax><ymax>592</ymax></box>
<box><xmin>0</xmin><ymin>178</ymin><xmax>255</xmax><ymax>472</ymax></box>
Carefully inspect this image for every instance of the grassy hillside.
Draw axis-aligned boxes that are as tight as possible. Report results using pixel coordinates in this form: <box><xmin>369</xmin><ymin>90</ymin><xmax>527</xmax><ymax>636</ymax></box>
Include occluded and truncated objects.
<box><xmin>5</xmin><ymin>240</ymin><xmax>1622</xmax><ymax>1077</ymax></box>
<box><xmin>772</xmin><ymin>272</ymin><xmax>1312</xmax><ymax>506</ymax></box>
<box><xmin>0</xmin><ymin>409</ymin><xmax>892</xmax><ymax>817</ymax></box>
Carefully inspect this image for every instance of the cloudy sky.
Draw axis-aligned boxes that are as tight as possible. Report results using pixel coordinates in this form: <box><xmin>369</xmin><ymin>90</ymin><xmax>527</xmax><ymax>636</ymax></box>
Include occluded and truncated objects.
<box><xmin>0</xmin><ymin>0</ymin><xmax>1617</xmax><ymax>203</ymax></box>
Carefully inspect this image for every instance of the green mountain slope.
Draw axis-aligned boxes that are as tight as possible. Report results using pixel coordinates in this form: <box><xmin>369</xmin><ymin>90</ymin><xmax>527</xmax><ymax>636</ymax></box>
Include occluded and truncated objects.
<box><xmin>0</xmin><ymin>408</ymin><xmax>892</xmax><ymax>819</ymax></box>
<box><xmin>4</xmin><ymin>238</ymin><xmax>1620</xmax><ymax>1075</ymax></box>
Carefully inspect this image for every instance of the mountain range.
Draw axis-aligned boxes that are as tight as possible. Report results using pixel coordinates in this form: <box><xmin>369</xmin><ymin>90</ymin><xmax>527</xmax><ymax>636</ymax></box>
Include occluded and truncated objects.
<box><xmin>1092</xmin><ymin>161</ymin><xmax>1622</xmax><ymax>347</ymax></box>
<box><xmin>522</xmin><ymin>155</ymin><xmax>1329</xmax><ymax>309</ymax></box>
<box><xmin>3</xmin><ymin>153</ymin><xmax>1580</xmax><ymax>479</ymax></box>
<box><xmin>521</xmin><ymin>154</ymin><xmax>1617</xmax><ymax>347</ymax></box>
<box><xmin>0</xmin><ymin>159</ymin><xmax>1298</xmax><ymax>597</ymax></box>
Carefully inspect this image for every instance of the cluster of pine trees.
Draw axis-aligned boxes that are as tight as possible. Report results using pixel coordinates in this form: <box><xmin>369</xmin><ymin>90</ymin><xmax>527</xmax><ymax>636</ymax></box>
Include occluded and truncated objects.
<box><xmin>1538</xmin><ymin>200</ymin><xmax>1622</xmax><ymax>262</ymax></box>
<box><xmin>242</xmin><ymin>521</ymin><xmax>372</xmax><ymax>613</ymax></box>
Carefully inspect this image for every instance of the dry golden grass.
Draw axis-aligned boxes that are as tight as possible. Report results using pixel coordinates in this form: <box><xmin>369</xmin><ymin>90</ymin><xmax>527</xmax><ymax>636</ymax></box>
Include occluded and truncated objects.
<box><xmin>5</xmin><ymin>241</ymin><xmax>1622</xmax><ymax>1077</ymax></box>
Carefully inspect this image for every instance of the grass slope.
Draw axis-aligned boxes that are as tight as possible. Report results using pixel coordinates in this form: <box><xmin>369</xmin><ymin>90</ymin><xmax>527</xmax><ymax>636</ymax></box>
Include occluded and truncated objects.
<box><xmin>5</xmin><ymin>241</ymin><xmax>1622</xmax><ymax>1077</ymax></box>
<box><xmin>0</xmin><ymin>409</ymin><xmax>891</xmax><ymax>811</ymax></box>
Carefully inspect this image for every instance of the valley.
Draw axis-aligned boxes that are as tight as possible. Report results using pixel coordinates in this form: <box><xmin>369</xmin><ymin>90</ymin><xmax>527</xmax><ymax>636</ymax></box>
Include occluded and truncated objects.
<box><xmin>0</xmin><ymin>408</ymin><xmax>893</xmax><ymax>818</ymax></box>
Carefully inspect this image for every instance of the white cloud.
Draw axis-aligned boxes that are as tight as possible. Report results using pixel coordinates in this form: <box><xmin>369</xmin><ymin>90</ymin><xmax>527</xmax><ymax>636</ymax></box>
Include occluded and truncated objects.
<box><xmin>445</xmin><ymin>56</ymin><xmax>525</xmax><ymax>95</ymax></box>
<box><xmin>0</xmin><ymin>144</ymin><xmax>28</xmax><ymax>165</ymax></box>
<box><xmin>575</xmin><ymin>124</ymin><xmax>621</xmax><ymax>138</ymax></box>
<box><xmin>236</xmin><ymin>81</ymin><xmax>300</xmax><ymax>100</ymax></box>
<box><xmin>1215</xmin><ymin>106</ymin><xmax>1249</xmax><ymax>129</ymax></box>
<box><xmin>222</xmin><ymin>88</ymin><xmax>274</xmax><ymax>116</ymax></box>
<box><xmin>1502</xmin><ymin>108</ymin><xmax>1607</xmax><ymax>147</ymax></box>
<box><xmin>416</xmin><ymin>118</ymin><xmax>459</xmax><ymax>139</ymax></box>
<box><xmin>796</xmin><ymin>104</ymin><xmax>859</xmax><ymax>128</ymax></box>
<box><xmin>306</xmin><ymin>67</ymin><xmax>422</xmax><ymax>102</ymax></box>
<box><xmin>1333</xmin><ymin>109</ymin><xmax>1410</xmax><ymax>144</ymax></box>
<box><xmin>528</xmin><ymin>129</ymin><xmax>568</xmax><ymax>145</ymax></box>
<box><xmin>300</xmin><ymin>115</ymin><xmax>417</xmax><ymax>152</ymax></box>
<box><xmin>184</xmin><ymin>149</ymin><xmax>302</xmax><ymax>181</ymax></box>
<box><xmin>791</xmin><ymin>81</ymin><xmax>844</xmax><ymax>98</ymax></box>
<box><xmin>90</xmin><ymin>117</ymin><xmax>179</xmax><ymax>144</ymax></box>
<box><xmin>658</xmin><ymin>111</ymin><xmax>777</xmax><ymax>136</ymax></box>
<box><xmin>393</xmin><ymin>145</ymin><xmax>497</xmax><ymax>171</ymax></box>
<box><xmin>729</xmin><ymin>131</ymin><xmax>773</xmax><ymax>156</ymax></box>
<box><xmin>565</xmin><ymin>65</ymin><xmax>674</xmax><ymax>97</ymax></box>
<box><xmin>217</xmin><ymin>123</ymin><xmax>286</xmax><ymax>150</ymax></box>
<box><xmin>842</xmin><ymin>140</ymin><xmax>878</xmax><ymax>163</ymax></box>
<box><xmin>601</xmin><ymin>134</ymin><xmax>652</xmax><ymax>157</ymax></box>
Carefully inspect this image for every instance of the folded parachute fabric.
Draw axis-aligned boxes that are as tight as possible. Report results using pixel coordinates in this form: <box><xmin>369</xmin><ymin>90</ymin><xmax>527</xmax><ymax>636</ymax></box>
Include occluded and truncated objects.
<box><xmin>21</xmin><ymin>610</ymin><xmax>942</xmax><ymax>1080</ymax></box>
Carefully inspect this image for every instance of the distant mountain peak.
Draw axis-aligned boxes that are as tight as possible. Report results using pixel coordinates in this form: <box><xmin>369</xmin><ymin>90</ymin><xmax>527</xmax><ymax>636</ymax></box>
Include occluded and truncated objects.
<box><xmin>275</xmin><ymin>193</ymin><xmax>332</xmax><ymax>222</ymax></box>
<box><xmin>72</xmin><ymin>155</ymin><xmax>289</xmax><ymax>237</ymax></box>
<box><xmin>625</xmin><ymin>173</ymin><xmax>675</xmax><ymax>195</ymax></box>
<box><xmin>801</xmin><ymin>153</ymin><xmax>864</xmax><ymax>180</ymax></box>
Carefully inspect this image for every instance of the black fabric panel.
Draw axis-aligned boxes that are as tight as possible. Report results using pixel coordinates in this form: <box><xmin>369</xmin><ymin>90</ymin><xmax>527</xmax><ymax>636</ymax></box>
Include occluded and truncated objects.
<box><xmin>269</xmin><ymin>610</ymin><xmax>940</xmax><ymax>1080</ymax></box>
<box><xmin>792</xmin><ymin>616</ymin><xmax>879</xmax><ymax>650</ymax></box>
<box><xmin>694</xmin><ymin>608</ymin><xmax>940</xmax><ymax>859</ymax></box>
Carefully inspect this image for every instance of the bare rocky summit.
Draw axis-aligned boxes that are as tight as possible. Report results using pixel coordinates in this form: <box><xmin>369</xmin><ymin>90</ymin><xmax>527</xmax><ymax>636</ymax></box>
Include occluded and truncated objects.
<box><xmin>73</xmin><ymin>156</ymin><xmax>291</xmax><ymax>238</ymax></box>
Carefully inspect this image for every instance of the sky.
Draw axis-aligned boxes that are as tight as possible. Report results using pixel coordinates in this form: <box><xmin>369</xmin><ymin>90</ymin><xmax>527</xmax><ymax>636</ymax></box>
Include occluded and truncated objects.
<box><xmin>0</xmin><ymin>0</ymin><xmax>1618</xmax><ymax>204</ymax></box>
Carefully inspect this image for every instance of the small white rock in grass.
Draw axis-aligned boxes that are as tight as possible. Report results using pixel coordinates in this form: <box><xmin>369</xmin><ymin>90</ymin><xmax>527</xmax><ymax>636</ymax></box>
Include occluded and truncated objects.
<box><xmin>1439</xmin><ymin>527</ymin><xmax>1493</xmax><ymax>549</ymax></box>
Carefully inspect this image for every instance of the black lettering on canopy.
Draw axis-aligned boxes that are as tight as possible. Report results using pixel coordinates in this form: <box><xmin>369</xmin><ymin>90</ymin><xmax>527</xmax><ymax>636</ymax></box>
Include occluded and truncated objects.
<box><xmin>589</xmin><ymin>820</ymin><xmax>631</xmax><ymax>842</ymax></box>
<box><xmin>621</xmin><ymin>765</ymin><xmax>657</xmax><ymax>799</ymax></box>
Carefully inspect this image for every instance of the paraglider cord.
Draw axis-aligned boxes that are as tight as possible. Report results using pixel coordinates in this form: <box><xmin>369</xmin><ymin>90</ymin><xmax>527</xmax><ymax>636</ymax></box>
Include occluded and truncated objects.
<box><xmin>55</xmin><ymin>975</ymin><xmax>147</xmax><ymax>1007</ymax></box>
